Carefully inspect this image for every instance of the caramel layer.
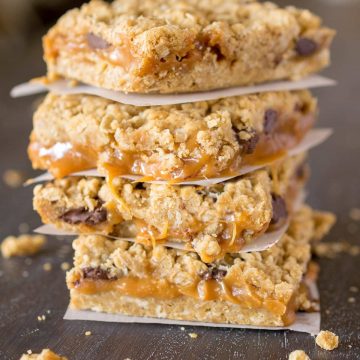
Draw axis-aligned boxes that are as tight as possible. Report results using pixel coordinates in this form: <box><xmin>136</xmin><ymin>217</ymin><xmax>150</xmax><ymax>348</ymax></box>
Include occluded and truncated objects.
<box><xmin>28</xmin><ymin>137</ymin><xmax>97</xmax><ymax>179</ymax></box>
<box><xmin>28</xmin><ymin>112</ymin><xmax>314</xmax><ymax>182</ymax></box>
<box><xmin>104</xmin><ymin>168</ymin><xmax>304</xmax><ymax>263</ymax></box>
<box><xmin>71</xmin><ymin>272</ymin><xmax>295</xmax><ymax>324</ymax></box>
<box><xmin>45</xmin><ymin>32</ymin><xmax>202</xmax><ymax>78</ymax></box>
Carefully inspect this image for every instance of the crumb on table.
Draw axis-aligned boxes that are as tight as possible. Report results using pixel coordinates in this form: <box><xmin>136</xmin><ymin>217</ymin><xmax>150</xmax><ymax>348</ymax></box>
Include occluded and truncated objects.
<box><xmin>3</xmin><ymin>169</ymin><xmax>24</xmax><ymax>188</ymax></box>
<box><xmin>60</xmin><ymin>262</ymin><xmax>70</xmax><ymax>271</ymax></box>
<box><xmin>20</xmin><ymin>348</ymin><xmax>68</xmax><ymax>360</ymax></box>
<box><xmin>188</xmin><ymin>333</ymin><xmax>198</xmax><ymax>339</ymax></box>
<box><xmin>85</xmin><ymin>331</ymin><xmax>92</xmax><ymax>336</ymax></box>
<box><xmin>43</xmin><ymin>262</ymin><xmax>52</xmax><ymax>271</ymax></box>
<box><xmin>315</xmin><ymin>330</ymin><xmax>339</xmax><ymax>351</ymax></box>
<box><xmin>37</xmin><ymin>315</ymin><xmax>46</xmax><ymax>322</ymax></box>
<box><xmin>288</xmin><ymin>350</ymin><xmax>310</xmax><ymax>360</ymax></box>
<box><xmin>349</xmin><ymin>208</ymin><xmax>360</xmax><ymax>221</ymax></box>
<box><xmin>1</xmin><ymin>234</ymin><xmax>46</xmax><ymax>258</ymax></box>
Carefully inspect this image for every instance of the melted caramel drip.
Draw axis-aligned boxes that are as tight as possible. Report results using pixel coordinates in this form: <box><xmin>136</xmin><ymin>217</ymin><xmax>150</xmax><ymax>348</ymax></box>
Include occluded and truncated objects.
<box><xmin>45</xmin><ymin>32</ymin><xmax>200</xmax><ymax>77</ymax></box>
<box><xmin>29</xmin><ymin>111</ymin><xmax>315</xmax><ymax>182</ymax></box>
<box><xmin>109</xmin><ymin>209</ymin><xmax>258</xmax><ymax>263</ymax></box>
<box><xmin>28</xmin><ymin>140</ymin><xmax>97</xmax><ymax>178</ymax></box>
<box><xmin>72</xmin><ymin>273</ymin><xmax>295</xmax><ymax>324</ymax></box>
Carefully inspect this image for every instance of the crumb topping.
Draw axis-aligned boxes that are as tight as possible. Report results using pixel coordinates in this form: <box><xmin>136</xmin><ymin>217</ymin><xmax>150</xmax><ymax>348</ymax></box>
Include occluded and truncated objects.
<box><xmin>30</xmin><ymin>90</ymin><xmax>316</xmax><ymax>179</ymax></box>
<box><xmin>43</xmin><ymin>0</ymin><xmax>335</xmax><ymax>92</ymax></box>
<box><xmin>67</xmin><ymin>206</ymin><xmax>334</xmax><ymax>305</ymax></box>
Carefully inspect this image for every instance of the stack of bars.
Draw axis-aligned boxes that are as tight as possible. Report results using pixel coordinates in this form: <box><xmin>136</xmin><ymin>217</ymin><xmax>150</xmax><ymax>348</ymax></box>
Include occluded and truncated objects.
<box><xmin>27</xmin><ymin>0</ymin><xmax>337</xmax><ymax>327</ymax></box>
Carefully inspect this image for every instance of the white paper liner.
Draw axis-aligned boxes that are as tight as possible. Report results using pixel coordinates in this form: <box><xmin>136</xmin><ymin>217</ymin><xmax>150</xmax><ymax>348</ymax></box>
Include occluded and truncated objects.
<box><xmin>33</xmin><ymin>223</ymin><xmax>287</xmax><ymax>253</ymax></box>
<box><xmin>11</xmin><ymin>75</ymin><xmax>336</xmax><ymax>106</ymax></box>
<box><xmin>63</xmin><ymin>279</ymin><xmax>320</xmax><ymax>335</ymax></box>
<box><xmin>63</xmin><ymin>309</ymin><xmax>320</xmax><ymax>334</ymax></box>
<box><xmin>34</xmin><ymin>225</ymin><xmax>187</xmax><ymax>251</ymax></box>
<box><xmin>25</xmin><ymin>128</ymin><xmax>333</xmax><ymax>186</ymax></box>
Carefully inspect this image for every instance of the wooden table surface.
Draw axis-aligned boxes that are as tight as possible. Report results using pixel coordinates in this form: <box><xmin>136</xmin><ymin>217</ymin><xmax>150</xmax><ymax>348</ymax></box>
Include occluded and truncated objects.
<box><xmin>0</xmin><ymin>1</ymin><xmax>359</xmax><ymax>359</ymax></box>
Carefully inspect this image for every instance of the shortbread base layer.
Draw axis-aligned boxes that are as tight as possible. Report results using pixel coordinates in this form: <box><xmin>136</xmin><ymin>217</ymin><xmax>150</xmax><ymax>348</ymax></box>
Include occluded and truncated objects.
<box><xmin>69</xmin><ymin>290</ymin><xmax>300</xmax><ymax>327</ymax></box>
<box><xmin>66</xmin><ymin>206</ymin><xmax>335</xmax><ymax>327</ymax></box>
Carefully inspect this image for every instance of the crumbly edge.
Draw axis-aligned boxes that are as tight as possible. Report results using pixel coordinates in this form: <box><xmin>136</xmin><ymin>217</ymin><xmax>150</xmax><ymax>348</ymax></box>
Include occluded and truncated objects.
<box><xmin>66</xmin><ymin>205</ymin><xmax>335</xmax><ymax>326</ymax></box>
<box><xmin>43</xmin><ymin>0</ymin><xmax>335</xmax><ymax>92</ymax></box>
<box><xmin>69</xmin><ymin>292</ymin><xmax>290</xmax><ymax>327</ymax></box>
<box><xmin>31</xmin><ymin>90</ymin><xmax>316</xmax><ymax>176</ymax></box>
<box><xmin>33</xmin><ymin>154</ymin><xmax>306</xmax><ymax>258</ymax></box>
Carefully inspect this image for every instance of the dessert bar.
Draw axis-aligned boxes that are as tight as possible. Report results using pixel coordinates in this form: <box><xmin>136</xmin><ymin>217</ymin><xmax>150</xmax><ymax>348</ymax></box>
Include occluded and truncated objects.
<box><xmin>29</xmin><ymin>90</ymin><xmax>316</xmax><ymax>181</ymax></box>
<box><xmin>34</xmin><ymin>153</ymin><xmax>307</xmax><ymax>262</ymax></box>
<box><xmin>43</xmin><ymin>0</ymin><xmax>335</xmax><ymax>93</ymax></box>
<box><xmin>66</xmin><ymin>205</ymin><xmax>335</xmax><ymax>326</ymax></box>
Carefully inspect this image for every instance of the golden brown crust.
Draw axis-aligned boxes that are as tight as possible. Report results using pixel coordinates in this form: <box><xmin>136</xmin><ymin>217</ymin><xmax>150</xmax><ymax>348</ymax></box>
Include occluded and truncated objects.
<box><xmin>29</xmin><ymin>90</ymin><xmax>317</xmax><ymax>181</ymax></box>
<box><xmin>43</xmin><ymin>0</ymin><xmax>335</xmax><ymax>93</ymax></box>
<box><xmin>66</xmin><ymin>206</ymin><xmax>335</xmax><ymax>326</ymax></box>
<box><xmin>33</xmin><ymin>154</ymin><xmax>307</xmax><ymax>261</ymax></box>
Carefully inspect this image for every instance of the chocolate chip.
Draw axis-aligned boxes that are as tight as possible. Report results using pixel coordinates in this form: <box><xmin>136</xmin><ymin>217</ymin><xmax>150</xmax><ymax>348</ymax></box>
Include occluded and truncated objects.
<box><xmin>271</xmin><ymin>193</ymin><xmax>288</xmax><ymax>225</ymax></box>
<box><xmin>233</xmin><ymin>126</ymin><xmax>259</xmax><ymax>155</ymax></box>
<box><xmin>264</xmin><ymin>109</ymin><xmax>278</xmax><ymax>134</ymax></box>
<box><xmin>239</xmin><ymin>133</ymin><xmax>259</xmax><ymax>155</ymax></box>
<box><xmin>211</xmin><ymin>45</ymin><xmax>225</xmax><ymax>61</ymax></box>
<box><xmin>134</xmin><ymin>182</ymin><xmax>145</xmax><ymax>190</ymax></box>
<box><xmin>295</xmin><ymin>38</ymin><xmax>318</xmax><ymax>56</ymax></box>
<box><xmin>295</xmin><ymin>162</ymin><xmax>308</xmax><ymax>180</ymax></box>
<box><xmin>86</xmin><ymin>32</ymin><xmax>111</xmax><ymax>49</ymax></box>
<box><xmin>199</xmin><ymin>267</ymin><xmax>227</xmax><ymax>281</ymax></box>
<box><xmin>294</xmin><ymin>102</ymin><xmax>306</xmax><ymax>113</ymax></box>
<box><xmin>199</xmin><ymin>270</ymin><xmax>213</xmax><ymax>281</ymax></box>
<box><xmin>274</xmin><ymin>54</ymin><xmax>283</xmax><ymax>66</ymax></box>
<box><xmin>60</xmin><ymin>207</ymin><xmax>107</xmax><ymax>225</ymax></box>
<box><xmin>195</xmin><ymin>40</ymin><xmax>206</xmax><ymax>52</ymax></box>
<box><xmin>82</xmin><ymin>267</ymin><xmax>114</xmax><ymax>280</ymax></box>
<box><xmin>212</xmin><ymin>268</ymin><xmax>227</xmax><ymax>280</ymax></box>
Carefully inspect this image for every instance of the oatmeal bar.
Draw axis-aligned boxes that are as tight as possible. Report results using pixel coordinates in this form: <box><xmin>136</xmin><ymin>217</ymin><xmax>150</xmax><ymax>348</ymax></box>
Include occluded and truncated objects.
<box><xmin>29</xmin><ymin>90</ymin><xmax>316</xmax><ymax>181</ymax></box>
<box><xmin>66</xmin><ymin>205</ymin><xmax>334</xmax><ymax>326</ymax></box>
<box><xmin>33</xmin><ymin>154</ymin><xmax>308</xmax><ymax>262</ymax></box>
<box><xmin>43</xmin><ymin>0</ymin><xmax>335</xmax><ymax>93</ymax></box>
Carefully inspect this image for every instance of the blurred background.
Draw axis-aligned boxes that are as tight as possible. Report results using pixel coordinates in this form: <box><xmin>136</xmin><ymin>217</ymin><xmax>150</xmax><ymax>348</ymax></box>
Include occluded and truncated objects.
<box><xmin>0</xmin><ymin>0</ymin><xmax>85</xmax><ymax>41</ymax></box>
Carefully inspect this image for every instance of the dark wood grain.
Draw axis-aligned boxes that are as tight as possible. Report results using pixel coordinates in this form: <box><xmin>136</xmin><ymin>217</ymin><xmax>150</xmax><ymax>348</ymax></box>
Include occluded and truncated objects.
<box><xmin>0</xmin><ymin>1</ymin><xmax>360</xmax><ymax>359</ymax></box>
